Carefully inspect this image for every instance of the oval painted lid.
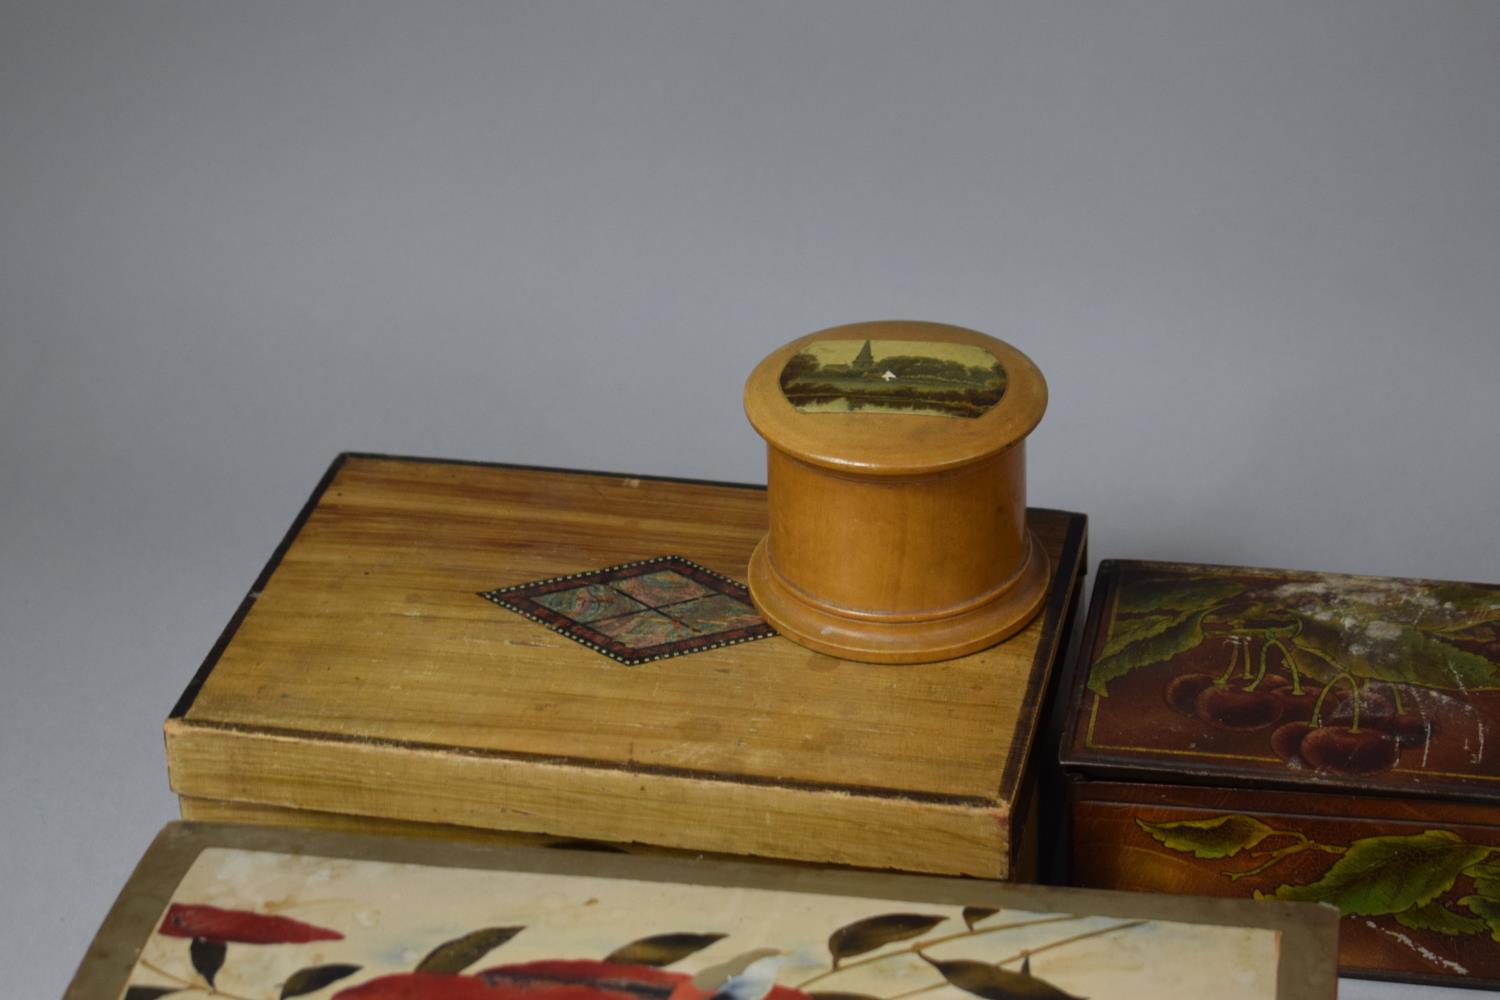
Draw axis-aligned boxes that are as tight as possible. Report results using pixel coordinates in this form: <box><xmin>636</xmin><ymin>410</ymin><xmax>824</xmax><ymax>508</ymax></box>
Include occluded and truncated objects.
<box><xmin>743</xmin><ymin>320</ymin><xmax>1047</xmax><ymax>475</ymax></box>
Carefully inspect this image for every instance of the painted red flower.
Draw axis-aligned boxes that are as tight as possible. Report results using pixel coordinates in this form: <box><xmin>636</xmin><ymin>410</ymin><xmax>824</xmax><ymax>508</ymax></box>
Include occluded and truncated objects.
<box><xmin>158</xmin><ymin>903</ymin><xmax>344</xmax><ymax>944</ymax></box>
<box><xmin>332</xmin><ymin>972</ymin><xmax>642</xmax><ymax>1000</ymax></box>
<box><xmin>478</xmin><ymin>958</ymin><xmax>807</xmax><ymax>1000</ymax></box>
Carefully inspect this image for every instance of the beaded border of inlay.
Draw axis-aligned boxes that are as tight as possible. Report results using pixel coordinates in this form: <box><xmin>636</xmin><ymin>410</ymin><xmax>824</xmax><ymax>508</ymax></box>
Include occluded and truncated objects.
<box><xmin>478</xmin><ymin>555</ymin><xmax>776</xmax><ymax>665</ymax></box>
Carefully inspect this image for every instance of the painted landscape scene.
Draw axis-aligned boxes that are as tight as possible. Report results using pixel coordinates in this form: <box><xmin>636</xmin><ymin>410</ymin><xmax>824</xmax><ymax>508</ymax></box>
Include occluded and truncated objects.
<box><xmin>779</xmin><ymin>340</ymin><xmax>1006</xmax><ymax>418</ymax></box>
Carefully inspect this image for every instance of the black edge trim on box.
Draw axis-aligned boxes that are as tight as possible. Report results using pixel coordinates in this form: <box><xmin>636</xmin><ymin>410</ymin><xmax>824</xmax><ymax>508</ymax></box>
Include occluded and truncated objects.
<box><xmin>344</xmin><ymin>450</ymin><xmax>768</xmax><ymax>494</ymax></box>
<box><xmin>1056</xmin><ymin>559</ymin><xmax>1123</xmax><ymax>777</ymax></box>
<box><xmin>168</xmin><ymin>453</ymin><xmax>350</xmax><ymax>720</ymax></box>
<box><xmin>168</xmin><ymin>453</ymin><xmax>768</xmax><ymax>723</ymax></box>
<box><xmin>1059</xmin><ymin>559</ymin><xmax>1500</xmax><ymax>807</ymax></box>
<box><xmin>997</xmin><ymin>512</ymin><xmax>1089</xmax><ymax>801</ymax></box>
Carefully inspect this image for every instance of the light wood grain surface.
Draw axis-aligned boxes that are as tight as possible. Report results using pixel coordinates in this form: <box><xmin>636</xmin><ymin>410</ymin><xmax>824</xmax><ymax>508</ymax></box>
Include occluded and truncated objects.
<box><xmin>166</xmin><ymin>455</ymin><xmax>1085</xmax><ymax>876</ymax></box>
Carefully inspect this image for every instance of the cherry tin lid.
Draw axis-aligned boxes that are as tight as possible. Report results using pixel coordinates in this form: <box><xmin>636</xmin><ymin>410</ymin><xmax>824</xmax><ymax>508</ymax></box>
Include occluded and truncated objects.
<box><xmin>1060</xmin><ymin>559</ymin><xmax>1500</xmax><ymax>802</ymax></box>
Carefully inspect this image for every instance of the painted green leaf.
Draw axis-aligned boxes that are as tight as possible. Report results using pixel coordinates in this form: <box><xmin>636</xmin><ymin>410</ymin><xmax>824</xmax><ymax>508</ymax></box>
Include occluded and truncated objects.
<box><xmin>416</xmin><ymin>926</ymin><xmax>525</xmax><ymax>973</ymax></box>
<box><xmin>921</xmin><ymin>955</ymin><xmax>1084</xmax><ymax>1000</ymax></box>
<box><xmin>1099</xmin><ymin>611</ymin><xmax>1187</xmax><ymax>661</ymax></box>
<box><xmin>1459</xmin><ymin>896</ymin><xmax>1500</xmax><ymax>942</ymax></box>
<box><xmin>1431</xmin><ymin>584</ymin><xmax>1500</xmax><ymax>614</ymax></box>
<box><xmin>962</xmin><ymin>906</ymin><xmax>999</xmax><ymax>930</ymax></box>
<box><xmin>1462</xmin><ymin>858</ymin><xmax>1500</xmax><ymax>900</ymax></box>
<box><xmin>827</xmin><ymin>913</ymin><xmax>945</xmax><ymax>967</ymax></box>
<box><xmin>1136</xmin><ymin>815</ymin><xmax>1275</xmax><ymax>859</ymax></box>
<box><xmin>604</xmin><ymin>933</ymin><xmax>727</xmax><ymax>967</ymax></box>
<box><xmin>1273</xmin><ymin>830</ymin><xmax>1490</xmax><ymax>915</ymax></box>
<box><xmin>1291</xmin><ymin>619</ymin><xmax>1500</xmax><ymax>692</ymax></box>
<box><xmin>1394</xmin><ymin>902</ymin><xmax>1487</xmax><ymax>936</ymax></box>
<box><xmin>281</xmin><ymin>964</ymin><xmax>362</xmax><ymax>998</ymax></box>
<box><xmin>190</xmin><ymin>938</ymin><xmax>226</xmax><ymax>988</ymax></box>
<box><xmin>1088</xmin><ymin>611</ymin><xmax>1209</xmax><ymax>696</ymax></box>
<box><xmin>124</xmin><ymin>989</ymin><xmax>183</xmax><ymax>1000</ymax></box>
<box><xmin>1115</xmin><ymin>577</ymin><xmax>1242</xmax><ymax>614</ymax></box>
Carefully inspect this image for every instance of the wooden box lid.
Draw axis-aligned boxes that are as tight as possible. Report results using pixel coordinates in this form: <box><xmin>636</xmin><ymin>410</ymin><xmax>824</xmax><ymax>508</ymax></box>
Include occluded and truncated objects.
<box><xmin>1061</xmin><ymin>559</ymin><xmax>1500</xmax><ymax>803</ymax></box>
<box><xmin>68</xmin><ymin>821</ymin><xmax>1338</xmax><ymax>1000</ymax></box>
<box><xmin>165</xmin><ymin>454</ymin><xmax>1087</xmax><ymax>878</ymax></box>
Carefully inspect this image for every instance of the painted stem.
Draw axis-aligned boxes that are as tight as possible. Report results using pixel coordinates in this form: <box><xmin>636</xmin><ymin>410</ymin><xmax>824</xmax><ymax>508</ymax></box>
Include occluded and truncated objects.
<box><xmin>887</xmin><ymin>920</ymin><xmax>1149</xmax><ymax>1000</ymax></box>
<box><xmin>1389</xmin><ymin>682</ymin><xmax>1406</xmax><ymax>714</ymax></box>
<box><xmin>1246</xmin><ymin>640</ymin><xmax>1272</xmax><ymax>692</ymax></box>
<box><xmin>795</xmin><ymin>914</ymin><xmax>1081</xmax><ymax>988</ymax></box>
<box><xmin>1225</xmin><ymin>834</ymin><xmax>1347</xmax><ymax>881</ymax></box>
<box><xmin>1309</xmin><ymin>671</ymin><xmax>1363</xmax><ymax>731</ymax></box>
<box><xmin>1215</xmin><ymin>638</ymin><xmax>1245</xmax><ymax>685</ymax></box>
<box><xmin>1266</xmin><ymin>639</ymin><xmax>1304</xmax><ymax>694</ymax></box>
<box><xmin>135</xmin><ymin>957</ymin><xmax>259</xmax><ymax>1000</ymax></box>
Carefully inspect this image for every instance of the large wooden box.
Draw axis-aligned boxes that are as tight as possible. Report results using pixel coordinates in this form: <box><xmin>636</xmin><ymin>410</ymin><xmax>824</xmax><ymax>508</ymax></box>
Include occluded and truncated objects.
<box><xmin>165</xmin><ymin>454</ymin><xmax>1087</xmax><ymax>879</ymax></box>
<box><xmin>67</xmin><ymin>820</ymin><xmax>1338</xmax><ymax>1000</ymax></box>
<box><xmin>1059</xmin><ymin>559</ymin><xmax>1500</xmax><ymax>989</ymax></box>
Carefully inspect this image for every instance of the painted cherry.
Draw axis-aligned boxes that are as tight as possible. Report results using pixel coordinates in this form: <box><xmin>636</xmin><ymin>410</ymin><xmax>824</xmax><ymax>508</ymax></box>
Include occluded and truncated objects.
<box><xmin>158</xmin><ymin>903</ymin><xmax>343</xmax><ymax>944</ymax></box>
<box><xmin>1270</xmin><ymin>721</ymin><xmax>1313</xmax><ymax>765</ymax></box>
<box><xmin>1164</xmin><ymin>673</ymin><xmax>1216</xmax><ymax>716</ymax></box>
<box><xmin>1326</xmin><ymin>689</ymin><xmax>1394</xmax><ymax>728</ymax></box>
<box><xmin>1299</xmin><ymin>726</ymin><xmax>1399</xmax><ymax>774</ymax></box>
<box><xmin>1268</xmin><ymin>683</ymin><xmax>1322</xmax><ymax>722</ymax></box>
<box><xmin>1388</xmin><ymin>712</ymin><xmax>1434</xmax><ymax>746</ymax></box>
<box><xmin>1194</xmin><ymin>686</ymin><xmax>1283</xmax><ymax>731</ymax></box>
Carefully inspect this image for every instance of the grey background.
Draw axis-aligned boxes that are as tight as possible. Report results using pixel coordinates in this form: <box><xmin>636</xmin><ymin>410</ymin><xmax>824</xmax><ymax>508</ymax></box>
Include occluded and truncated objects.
<box><xmin>2</xmin><ymin>2</ymin><xmax>1496</xmax><ymax>997</ymax></box>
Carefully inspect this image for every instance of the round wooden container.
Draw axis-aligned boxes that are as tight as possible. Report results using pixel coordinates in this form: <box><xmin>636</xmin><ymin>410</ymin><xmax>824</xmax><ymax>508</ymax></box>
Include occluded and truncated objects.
<box><xmin>744</xmin><ymin>320</ymin><xmax>1049</xmax><ymax>663</ymax></box>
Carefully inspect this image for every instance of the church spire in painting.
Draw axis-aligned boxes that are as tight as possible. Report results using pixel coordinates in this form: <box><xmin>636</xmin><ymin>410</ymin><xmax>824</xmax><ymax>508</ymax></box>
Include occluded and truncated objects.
<box><xmin>852</xmin><ymin>339</ymin><xmax>875</xmax><ymax>370</ymax></box>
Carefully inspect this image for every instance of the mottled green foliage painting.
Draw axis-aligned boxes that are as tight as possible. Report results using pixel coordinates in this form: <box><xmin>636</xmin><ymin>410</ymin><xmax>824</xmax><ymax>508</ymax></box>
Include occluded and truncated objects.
<box><xmin>1139</xmin><ymin>815</ymin><xmax>1500</xmax><ymax>945</ymax></box>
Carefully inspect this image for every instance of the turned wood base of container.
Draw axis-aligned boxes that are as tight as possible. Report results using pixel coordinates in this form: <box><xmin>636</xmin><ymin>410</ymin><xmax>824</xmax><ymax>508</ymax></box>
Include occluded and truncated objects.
<box><xmin>747</xmin><ymin>530</ymin><xmax>1051</xmax><ymax>664</ymax></box>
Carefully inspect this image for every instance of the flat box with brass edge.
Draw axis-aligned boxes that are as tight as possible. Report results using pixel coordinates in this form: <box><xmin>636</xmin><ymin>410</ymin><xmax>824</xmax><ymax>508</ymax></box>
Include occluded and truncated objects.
<box><xmin>67</xmin><ymin>820</ymin><xmax>1338</xmax><ymax>1000</ymax></box>
<box><xmin>1057</xmin><ymin>558</ymin><xmax>1500</xmax><ymax>989</ymax></box>
<box><xmin>165</xmin><ymin>453</ymin><xmax>1088</xmax><ymax>879</ymax></box>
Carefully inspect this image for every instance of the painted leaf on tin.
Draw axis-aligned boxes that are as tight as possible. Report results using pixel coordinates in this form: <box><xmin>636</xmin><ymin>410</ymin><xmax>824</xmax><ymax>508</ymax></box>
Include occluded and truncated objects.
<box><xmin>1272</xmin><ymin>830</ymin><xmax>1490</xmax><ymax>915</ymax></box>
<box><xmin>962</xmin><ymin>907</ymin><xmax>999</xmax><ymax>931</ymax></box>
<box><xmin>1394</xmin><ymin>902</ymin><xmax>1487</xmax><ymax>936</ymax></box>
<box><xmin>281</xmin><ymin>963</ymin><xmax>362</xmax><ymax>998</ymax></box>
<box><xmin>921</xmin><ymin>955</ymin><xmax>1084</xmax><ymax>1000</ymax></box>
<box><xmin>1465</xmin><ymin>860</ymin><xmax>1500</xmax><ymax>901</ymax></box>
<box><xmin>1098</xmin><ymin>611</ymin><xmax>1189</xmax><ymax>661</ymax></box>
<box><xmin>1290</xmin><ymin>619</ymin><xmax>1500</xmax><ymax>692</ymax></box>
<box><xmin>604</xmin><ymin>932</ymin><xmax>728</xmax><ymax>967</ymax></box>
<box><xmin>1137</xmin><ymin>815</ymin><xmax>1275</xmax><ymax>860</ymax></box>
<box><xmin>1088</xmin><ymin>611</ymin><xmax>1209</xmax><ymax>696</ymax></box>
<box><xmin>190</xmin><ymin>938</ymin><xmax>226</xmax><ymax>988</ymax></box>
<box><xmin>1114</xmin><ymin>577</ymin><xmax>1242</xmax><ymax>614</ymax></box>
<box><xmin>1459</xmin><ymin>896</ymin><xmax>1500</xmax><ymax>942</ymax></box>
<box><xmin>827</xmin><ymin>913</ymin><xmax>946</xmax><ymax>967</ymax></box>
<box><xmin>416</xmin><ymin>926</ymin><xmax>525</xmax><ymax>973</ymax></box>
